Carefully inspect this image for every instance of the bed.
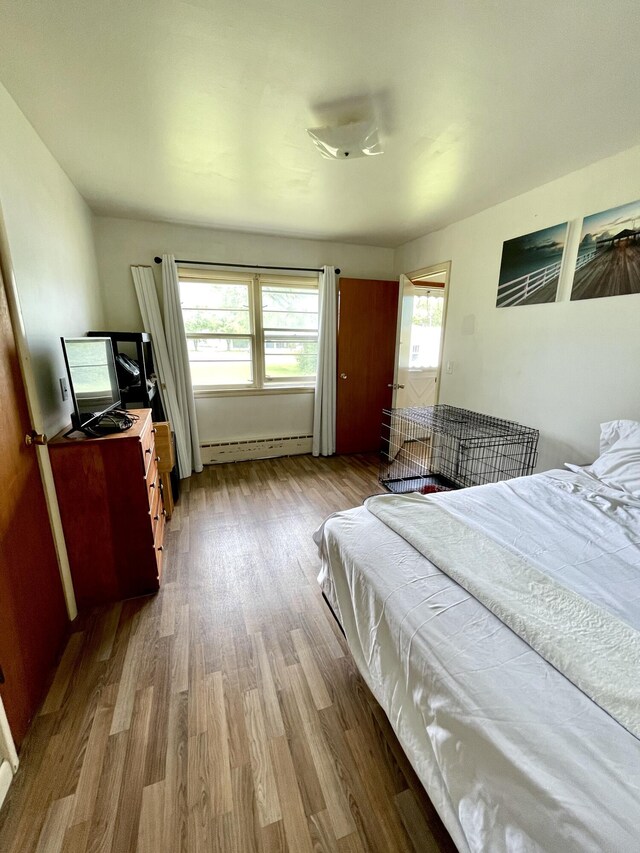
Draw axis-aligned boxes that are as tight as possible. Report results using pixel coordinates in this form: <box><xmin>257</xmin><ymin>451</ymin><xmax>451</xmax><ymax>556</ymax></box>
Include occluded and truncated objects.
<box><xmin>314</xmin><ymin>420</ymin><xmax>640</xmax><ymax>853</ymax></box>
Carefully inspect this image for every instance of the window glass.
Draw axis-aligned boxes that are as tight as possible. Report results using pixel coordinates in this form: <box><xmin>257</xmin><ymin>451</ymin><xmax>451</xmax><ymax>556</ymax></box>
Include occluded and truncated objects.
<box><xmin>409</xmin><ymin>294</ymin><xmax>443</xmax><ymax>368</ymax></box>
<box><xmin>262</xmin><ymin>286</ymin><xmax>318</xmax><ymax>331</ymax></box>
<box><xmin>186</xmin><ymin>337</ymin><xmax>253</xmax><ymax>386</ymax></box>
<box><xmin>182</xmin><ymin>308</ymin><xmax>250</xmax><ymax>335</ymax></box>
<box><xmin>264</xmin><ymin>333</ymin><xmax>318</xmax><ymax>379</ymax></box>
<box><xmin>179</xmin><ymin>281</ymin><xmax>249</xmax><ymax>311</ymax></box>
<box><xmin>261</xmin><ymin>285</ymin><xmax>319</xmax><ymax>383</ymax></box>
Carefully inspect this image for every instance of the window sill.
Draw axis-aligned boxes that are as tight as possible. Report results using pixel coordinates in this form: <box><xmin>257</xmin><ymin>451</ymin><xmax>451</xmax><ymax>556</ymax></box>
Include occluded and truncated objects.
<box><xmin>194</xmin><ymin>385</ymin><xmax>315</xmax><ymax>399</ymax></box>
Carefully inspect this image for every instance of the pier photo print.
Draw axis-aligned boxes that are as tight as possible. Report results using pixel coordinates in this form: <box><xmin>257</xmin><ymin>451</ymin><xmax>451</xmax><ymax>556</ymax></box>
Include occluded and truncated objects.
<box><xmin>496</xmin><ymin>222</ymin><xmax>568</xmax><ymax>307</ymax></box>
<box><xmin>571</xmin><ymin>199</ymin><xmax>640</xmax><ymax>301</ymax></box>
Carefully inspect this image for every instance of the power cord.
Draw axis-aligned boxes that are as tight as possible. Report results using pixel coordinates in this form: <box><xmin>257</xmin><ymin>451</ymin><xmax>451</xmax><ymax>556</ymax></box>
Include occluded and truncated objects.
<box><xmin>81</xmin><ymin>408</ymin><xmax>138</xmax><ymax>437</ymax></box>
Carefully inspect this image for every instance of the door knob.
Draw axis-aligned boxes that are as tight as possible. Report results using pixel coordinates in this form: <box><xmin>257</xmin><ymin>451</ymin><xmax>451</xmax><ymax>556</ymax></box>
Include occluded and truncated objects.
<box><xmin>340</xmin><ymin>373</ymin><xmax>348</xmax><ymax>379</ymax></box>
<box><xmin>387</xmin><ymin>383</ymin><xmax>406</xmax><ymax>390</ymax></box>
<box><xmin>25</xmin><ymin>431</ymin><xmax>47</xmax><ymax>446</ymax></box>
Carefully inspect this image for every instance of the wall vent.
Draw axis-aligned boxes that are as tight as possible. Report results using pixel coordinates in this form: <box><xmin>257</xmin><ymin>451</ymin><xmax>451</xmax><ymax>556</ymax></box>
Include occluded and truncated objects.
<box><xmin>201</xmin><ymin>434</ymin><xmax>313</xmax><ymax>464</ymax></box>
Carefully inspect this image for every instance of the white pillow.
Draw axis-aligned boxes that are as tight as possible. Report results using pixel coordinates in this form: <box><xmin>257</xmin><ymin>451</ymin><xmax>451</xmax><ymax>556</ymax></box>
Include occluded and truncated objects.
<box><xmin>599</xmin><ymin>420</ymin><xmax>640</xmax><ymax>455</ymax></box>
<box><xmin>589</xmin><ymin>428</ymin><xmax>640</xmax><ymax>496</ymax></box>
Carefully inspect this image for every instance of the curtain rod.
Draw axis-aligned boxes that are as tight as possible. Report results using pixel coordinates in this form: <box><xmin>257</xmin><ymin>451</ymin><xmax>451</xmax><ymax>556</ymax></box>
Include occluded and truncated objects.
<box><xmin>153</xmin><ymin>256</ymin><xmax>340</xmax><ymax>275</ymax></box>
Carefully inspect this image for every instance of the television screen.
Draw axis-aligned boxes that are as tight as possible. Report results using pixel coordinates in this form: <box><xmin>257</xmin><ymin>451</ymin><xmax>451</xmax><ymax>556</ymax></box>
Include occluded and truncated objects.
<box><xmin>61</xmin><ymin>337</ymin><xmax>121</xmax><ymax>426</ymax></box>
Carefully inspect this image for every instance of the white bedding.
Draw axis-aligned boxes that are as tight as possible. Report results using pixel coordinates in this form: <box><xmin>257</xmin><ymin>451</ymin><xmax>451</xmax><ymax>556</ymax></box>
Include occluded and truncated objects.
<box><xmin>365</xmin><ymin>491</ymin><xmax>640</xmax><ymax>740</ymax></box>
<box><xmin>314</xmin><ymin>469</ymin><xmax>640</xmax><ymax>853</ymax></box>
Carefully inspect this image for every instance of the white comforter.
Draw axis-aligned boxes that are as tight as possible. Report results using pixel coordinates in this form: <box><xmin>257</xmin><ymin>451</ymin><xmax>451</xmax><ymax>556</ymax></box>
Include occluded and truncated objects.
<box><xmin>315</xmin><ymin>469</ymin><xmax>640</xmax><ymax>853</ymax></box>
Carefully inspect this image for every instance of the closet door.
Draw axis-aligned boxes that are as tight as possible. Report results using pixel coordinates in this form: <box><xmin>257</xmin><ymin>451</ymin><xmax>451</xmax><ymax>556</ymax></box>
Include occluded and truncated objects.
<box><xmin>336</xmin><ymin>277</ymin><xmax>399</xmax><ymax>454</ymax></box>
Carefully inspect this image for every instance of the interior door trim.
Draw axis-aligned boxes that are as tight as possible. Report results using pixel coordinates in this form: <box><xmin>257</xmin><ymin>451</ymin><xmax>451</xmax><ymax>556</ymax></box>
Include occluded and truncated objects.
<box><xmin>0</xmin><ymin>205</ymin><xmax>77</xmax><ymax>623</ymax></box>
<box><xmin>0</xmin><ymin>668</ymin><xmax>19</xmax><ymax>804</ymax></box>
<box><xmin>0</xmin><ymin>760</ymin><xmax>14</xmax><ymax>811</ymax></box>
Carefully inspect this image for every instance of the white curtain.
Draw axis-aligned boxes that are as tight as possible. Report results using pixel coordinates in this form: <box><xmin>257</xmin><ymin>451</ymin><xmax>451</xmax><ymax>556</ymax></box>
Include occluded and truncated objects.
<box><xmin>313</xmin><ymin>265</ymin><xmax>337</xmax><ymax>456</ymax></box>
<box><xmin>131</xmin><ymin>265</ymin><xmax>201</xmax><ymax>478</ymax></box>
<box><xmin>161</xmin><ymin>254</ymin><xmax>203</xmax><ymax>475</ymax></box>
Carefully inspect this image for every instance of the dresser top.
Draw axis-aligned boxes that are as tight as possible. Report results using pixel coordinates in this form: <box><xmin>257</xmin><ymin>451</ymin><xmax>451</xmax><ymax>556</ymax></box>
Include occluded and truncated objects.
<box><xmin>49</xmin><ymin>409</ymin><xmax>152</xmax><ymax>446</ymax></box>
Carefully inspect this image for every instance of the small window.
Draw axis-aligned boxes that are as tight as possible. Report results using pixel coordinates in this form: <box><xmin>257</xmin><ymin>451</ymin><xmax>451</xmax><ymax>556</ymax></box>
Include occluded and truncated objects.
<box><xmin>408</xmin><ymin>293</ymin><xmax>444</xmax><ymax>369</ymax></box>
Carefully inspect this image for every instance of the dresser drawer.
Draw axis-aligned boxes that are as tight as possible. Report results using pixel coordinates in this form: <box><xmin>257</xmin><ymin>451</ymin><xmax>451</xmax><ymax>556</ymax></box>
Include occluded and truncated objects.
<box><xmin>150</xmin><ymin>486</ymin><xmax>165</xmax><ymax>538</ymax></box>
<box><xmin>154</xmin><ymin>508</ymin><xmax>166</xmax><ymax>551</ymax></box>
<box><xmin>141</xmin><ymin>422</ymin><xmax>157</xmax><ymax>475</ymax></box>
<box><xmin>146</xmin><ymin>460</ymin><xmax>160</xmax><ymax>507</ymax></box>
<box><xmin>153</xmin><ymin>422</ymin><xmax>175</xmax><ymax>473</ymax></box>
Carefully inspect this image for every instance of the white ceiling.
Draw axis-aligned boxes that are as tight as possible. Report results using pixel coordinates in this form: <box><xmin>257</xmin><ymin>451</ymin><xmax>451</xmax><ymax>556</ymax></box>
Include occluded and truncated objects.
<box><xmin>1</xmin><ymin>0</ymin><xmax>639</xmax><ymax>247</ymax></box>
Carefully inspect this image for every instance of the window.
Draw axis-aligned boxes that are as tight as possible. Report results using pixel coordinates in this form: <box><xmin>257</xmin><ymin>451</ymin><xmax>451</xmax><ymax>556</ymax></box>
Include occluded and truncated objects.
<box><xmin>408</xmin><ymin>292</ymin><xmax>444</xmax><ymax>369</ymax></box>
<box><xmin>179</xmin><ymin>269</ymin><xmax>319</xmax><ymax>391</ymax></box>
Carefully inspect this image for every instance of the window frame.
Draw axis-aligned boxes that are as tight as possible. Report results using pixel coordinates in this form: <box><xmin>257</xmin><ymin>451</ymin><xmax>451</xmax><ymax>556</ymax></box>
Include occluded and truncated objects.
<box><xmin>178</xmin><ymin>267</ymin><xmax>319</xmax><ymax>395</ymax></box>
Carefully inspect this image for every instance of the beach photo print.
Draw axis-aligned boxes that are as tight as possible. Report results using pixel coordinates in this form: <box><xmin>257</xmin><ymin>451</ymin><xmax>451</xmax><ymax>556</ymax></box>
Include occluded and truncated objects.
<box><xmin>496</xmin><ymin>222</ymin><xmax>568</xmax><ymax>308</ymax></box>
<box><xmin>571</xmin><ymin>199</ymin><xmax>640</xmax><ymax>301</ymax></box>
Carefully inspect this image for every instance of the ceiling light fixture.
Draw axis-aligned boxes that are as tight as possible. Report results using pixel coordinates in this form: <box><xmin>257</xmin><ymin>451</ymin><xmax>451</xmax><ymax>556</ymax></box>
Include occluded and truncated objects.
<box><xmin>306</xmin><ymin>120</ymin><xmax>383</xmax><ymax>160</ymax></box>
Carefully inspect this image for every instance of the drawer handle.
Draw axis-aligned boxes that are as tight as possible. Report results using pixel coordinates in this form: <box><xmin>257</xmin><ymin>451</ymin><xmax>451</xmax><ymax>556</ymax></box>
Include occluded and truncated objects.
<box><xmin>158</xmin><ymin>545</ymin><xmax>164</xmax><ymax>552</ymax></box>
<box><xmin>151</xmin><ymin>428</ymin><xmax>156</xmax><ymax>434</ymax></box>
<box><xmin>155</xmin><ymin>455</ymin><xmax>161</xmax><ymax>463</ymax></box>
<box><xmin>145</xmin><ymin>448</ymin><xmax>152</xmax><ymax>454</ymax></box>
<box><xmin>149</xmin><ymin>483</ymin><xmax>155</xmax><ymax>489</ymax></box>
<box><xmin>153</xmin><ymin>514</ymin><xmax>160</xmax><ymax>521</ymax></box>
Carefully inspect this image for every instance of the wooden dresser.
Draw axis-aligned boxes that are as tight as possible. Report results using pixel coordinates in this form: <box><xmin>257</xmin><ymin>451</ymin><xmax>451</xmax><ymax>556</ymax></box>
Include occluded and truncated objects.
<box><xmin>49</xmin><ymin>409</ymin><xmax>165</xmax><ymax>608</ymax></box>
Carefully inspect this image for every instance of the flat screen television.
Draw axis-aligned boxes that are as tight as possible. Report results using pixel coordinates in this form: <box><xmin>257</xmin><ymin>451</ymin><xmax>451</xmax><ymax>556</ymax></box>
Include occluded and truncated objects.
<box><xmin>61</xmin><ymin>336</ymin><xmax>121</xmax><ymax>432</ymax></box>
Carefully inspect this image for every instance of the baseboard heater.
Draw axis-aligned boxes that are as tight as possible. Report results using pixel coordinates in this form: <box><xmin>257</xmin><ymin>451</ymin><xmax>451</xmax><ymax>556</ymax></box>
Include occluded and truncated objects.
<box><xmin>201</xmin><ymin>434</ymin><xmax>313</xmax><ymax>464</ymax></box>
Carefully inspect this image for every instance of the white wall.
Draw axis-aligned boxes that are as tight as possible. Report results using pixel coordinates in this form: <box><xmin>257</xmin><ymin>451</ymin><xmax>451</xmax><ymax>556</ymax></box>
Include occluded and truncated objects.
<box><xmin>0</xmin><ymin>82</ymin><xmax>104</xmax><ymax>436</ymax></box>
<box><xmin>395</xmin><ymin>144</ymin><xmax>640</xmax><ymax>471</ymax></box>
<box><xmin>94</xmin><ymin>215</ymin><xmax>395</xmax><ymax>442</ymax></box>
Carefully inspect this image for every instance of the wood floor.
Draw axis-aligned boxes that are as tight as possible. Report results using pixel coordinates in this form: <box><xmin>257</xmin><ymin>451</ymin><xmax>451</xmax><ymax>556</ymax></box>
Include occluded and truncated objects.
<box><xmin>0</xmin><ymin>454</ymin><xmax>456</xmax><ymax>853</ymax></box>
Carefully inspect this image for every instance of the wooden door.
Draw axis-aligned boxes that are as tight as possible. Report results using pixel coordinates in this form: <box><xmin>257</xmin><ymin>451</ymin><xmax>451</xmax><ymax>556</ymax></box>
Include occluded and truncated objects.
<box><xmin>0</xmin><ymin>264</ymin><xmax>67</xmax><ymax>746</ymax></box>
<box><xmin>336</xmin><ymin>277</ymin><xmax>399</xmax><ymax>454</ymax></box>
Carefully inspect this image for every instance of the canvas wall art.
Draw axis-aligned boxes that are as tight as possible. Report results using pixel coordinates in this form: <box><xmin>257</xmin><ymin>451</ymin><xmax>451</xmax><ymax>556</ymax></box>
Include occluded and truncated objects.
<box><xmin>496</xmin><ymin>222</ymin><xmax>568</xmax><ymax>308</ymax></box>
<box><xmin>571</xmin><ymin>199</ymin><xmax>640</xmax><ymax>301</ymax></box>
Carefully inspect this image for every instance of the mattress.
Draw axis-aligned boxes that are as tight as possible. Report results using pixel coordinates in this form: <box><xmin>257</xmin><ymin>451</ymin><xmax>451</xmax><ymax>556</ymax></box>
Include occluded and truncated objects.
<box><xmin>314</xmin><ymin>469</ymin><xmax>640</xmax><ymax>853</ymax></box>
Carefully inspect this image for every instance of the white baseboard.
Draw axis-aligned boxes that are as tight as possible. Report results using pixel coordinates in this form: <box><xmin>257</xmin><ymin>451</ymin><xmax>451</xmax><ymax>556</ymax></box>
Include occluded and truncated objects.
<box><xmin>201</xmin><ymin>434</ymin><xmax>313</xmax><ymax>464</ymax></box>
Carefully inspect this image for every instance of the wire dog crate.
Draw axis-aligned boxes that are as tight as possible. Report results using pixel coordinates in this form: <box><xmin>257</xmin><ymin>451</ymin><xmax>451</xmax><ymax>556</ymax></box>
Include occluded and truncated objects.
<box><xmin>380</xmin><ymin>404</ymin><xmax>539</xmax><ymax>494</ymax></box>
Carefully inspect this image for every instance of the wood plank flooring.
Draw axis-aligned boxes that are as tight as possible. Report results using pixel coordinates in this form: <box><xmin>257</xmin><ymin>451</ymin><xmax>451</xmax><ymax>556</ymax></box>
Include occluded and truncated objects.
<box><xmin>0</xmin><ymin>454</ymin><xmax>456</xmax><ymax>853</ymax></box>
